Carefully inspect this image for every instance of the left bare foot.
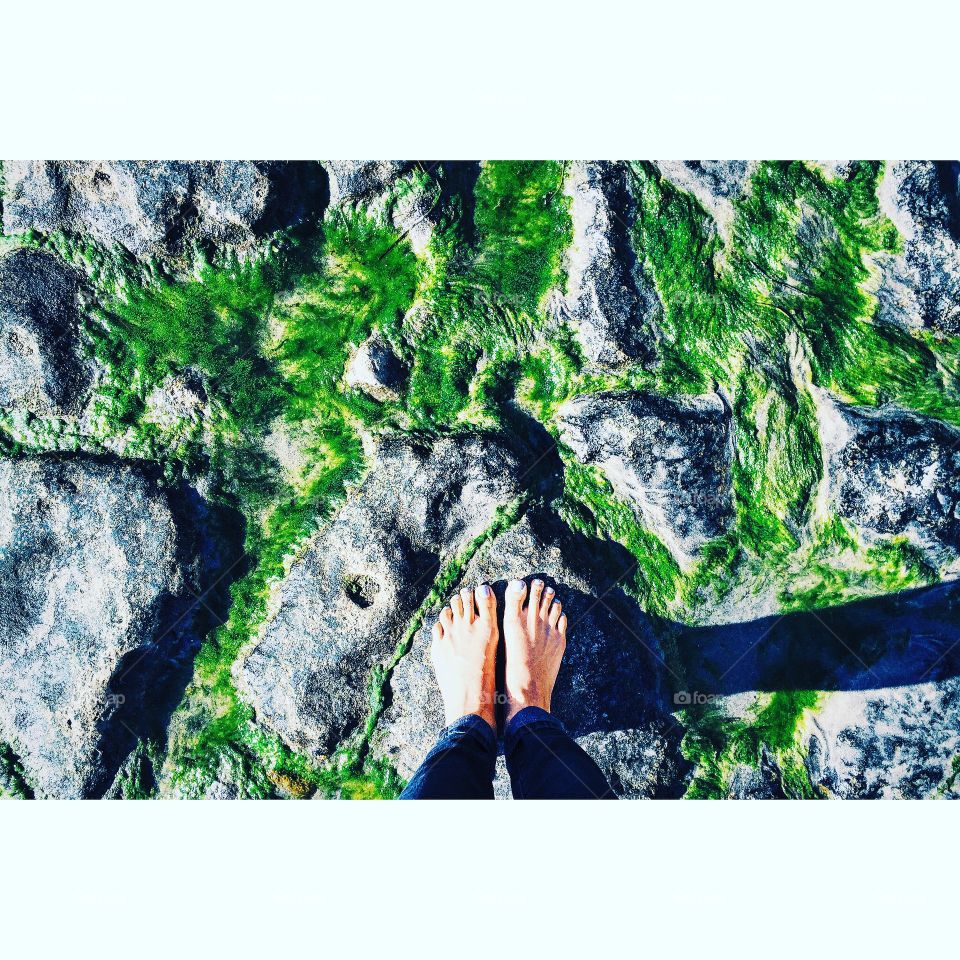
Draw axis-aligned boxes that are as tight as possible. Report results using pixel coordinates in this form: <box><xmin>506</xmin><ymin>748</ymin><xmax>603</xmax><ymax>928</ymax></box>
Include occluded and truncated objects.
<box><xmin>430</xmin><ymin>584</ymin><xmax>499</xmax><ymax>731</ymax></box>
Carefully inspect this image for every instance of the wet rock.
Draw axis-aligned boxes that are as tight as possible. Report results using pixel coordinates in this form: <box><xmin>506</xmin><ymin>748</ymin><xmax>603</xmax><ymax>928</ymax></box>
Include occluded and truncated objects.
<box><xmin>557</xmin><ymin>390</ymin><xmax>735</xmax><ymax>566</ymax></box>
<box><xmin>0</xmin><ymin>247</ymin><xmax>93</xmax><ymax>416</ymax></box>
<box><xmin>653</xmin><ymin>161</ymin><xmax>754</xmax><ymax>240</ymax></box>
<box><xmin>0</xmin><ymin>455</ymin><xmax>181</xmax><ymax>797</ymax></box>
<box><xmin>803</xmin><ymin>679</ymin><xmax>960</xmax><ymax>798</ymax></box>
<box><xmin>236</xmin><ymin>433</ymin><xmax>523</xmax><ymax>756</ymax></box>
<box><xmin>815</xmin><ymin>390</ymin><xmax>960</xmax><ymax>572</ymax></box>
<box><xmin>727</xmin><ymin>747</ymin><xmax>787</xmax><ymax>799</ymax></box>
<box><xmin>344</xmin><ymin>332</ymin><xmax>406</xmax><ymax>402</ymax></box>
<box><xmin>872</xmin><ymin>161</ymin><xmax>960</xmax><ymax>334</ymax></box>
<box><xmin>372</xmin><ymin>510</ymin><xmax>687</xmax><ymax>797</ymax></box>
<box><xmin>2</xmin><ymin>161</ymin><xmax>324</xmax><ymax>264</ymax></box>
<box><xmin>323</xmin><ymin>161</ymin><xmax>409</xmax><ymax>208</ymax></box>
<box><xmin>144</xmin><ymin>369</ymin><xmax>209</xmax><ymax>429</ymax></box>
<box><xmin>563</xmin><ymin>161</ymin><xmax>662</xmax><ymax>367</ymax></box>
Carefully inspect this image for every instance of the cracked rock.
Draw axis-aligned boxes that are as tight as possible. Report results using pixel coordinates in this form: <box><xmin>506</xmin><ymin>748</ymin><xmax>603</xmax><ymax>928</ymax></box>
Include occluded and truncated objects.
<box><xmin>236</xmin><ymin>433</ymin><xmax>522</xmax><ymax>756</ymax></box>
<box><xmin>557</xmin><ymin>390</ymin><xmax>735</xmax><ymax>566</ymax></box>
<box><xmin>814</xmin><ymin>389</ymin><xmax>960</xmax><ymax>572</ymax></box>
<box><xmin>563</xmin><ymin>161</ymin><xmax>662</xmax><ymax>367</ymax></box>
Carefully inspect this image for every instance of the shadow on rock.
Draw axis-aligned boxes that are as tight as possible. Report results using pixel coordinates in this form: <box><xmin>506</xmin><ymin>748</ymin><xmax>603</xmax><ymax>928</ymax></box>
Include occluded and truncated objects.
<box><xmin>99</xmin><ymin>478</ymin><xmax>247</xmax><ymax>798</ymax></box>
<box><xmin>674</xmin><ymin>579</ymin><xmax>960</xmax><ymax>699</ymax></box>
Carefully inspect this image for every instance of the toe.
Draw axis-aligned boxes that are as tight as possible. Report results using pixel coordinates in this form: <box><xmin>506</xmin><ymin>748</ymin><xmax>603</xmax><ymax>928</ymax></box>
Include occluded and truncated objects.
<box><xmin>557</xmin><ymin>612</ymin><xmax>568</xmax><ymax>636</ymax></box>
<box><xmin>439</xmin><ymin>605</ymin><xmax>454</xmax><ymax>630</ymax></box>
<box><xmin>460</xmin><ymin>587</ymin><xmax>475</xmax><ymax>623</ymax></box>
<box><xmin>476</xmin><ymin>582</ymin><xmax>497</xmax><ymax>621</ymax></box>
<box><xmin>450</xmin><ymin>592</ymin><xmax>464</xmax><ymax>619</ymax></box>
<box><xmin>540</xmin><ymin>584</ymin><xmax>556</xmax><ymax>617</ymax></box>
<box><xmin>505</xmin><ymin>578</ymin><xmax>527</xmax><ymax>620</ymax></box>
<box><xmin>527</xmin><ymin>579</ymin><xmax>544</xmax><ymax>626</ymax></box>
<box><xmin>548</xmin><ymin>598</ymin><xmax>562</xmax><ymax>628</ymax></box>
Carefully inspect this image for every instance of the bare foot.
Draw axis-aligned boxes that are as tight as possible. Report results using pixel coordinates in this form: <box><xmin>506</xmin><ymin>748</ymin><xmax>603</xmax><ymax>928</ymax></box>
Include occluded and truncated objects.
<box><xmin>430</xmin><ymin>584</ymin><xmax>499</xmax><ymax>730</ymax></box>
<box><xmin>502</xmin><ymin>578</ymin><xmax>567</xmax><ymax>725</ymax></box>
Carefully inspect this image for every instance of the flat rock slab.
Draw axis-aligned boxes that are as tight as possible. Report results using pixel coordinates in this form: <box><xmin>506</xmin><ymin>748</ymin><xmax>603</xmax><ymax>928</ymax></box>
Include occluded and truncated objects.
<box><xmin>816</xmin><ymin>390</ymin><xmax>960</xmax><ymax>572</ymax></box>
<box><xmin>804</xmin><ymin>679</ymin><xmax>960</xmax><ymax>798</ymax></box>
<box><xmin>563</xmin><ymin>161</ymin><xmax>662</xmax><ymax>367</ymax></box>
<box><xmin>236</xmin><ymin>433</ymin><xmax>523</xmax><ymax>756</ymax></box>
<box><xmin>557</xmin><ymin>389</ymin><xmax>734</xmax><ymax>566</ymax></box>
<box><xmin>0</xmin><ymin>247</ymin><xmax>93</xmax><ymax>416</ymax></box>
<box><xmin>872</xmin><ymin>160</ymin><xmax>960</xmax><ymax>334</ymax></box>
<box><xmin>373</xmin><ymin>510</ymin><xmax>687</xmax><ymax>798</ymax></box>
<box><xmin>2</xmin><ymin>161</ymin><xmax>324</xmax><ymax>265</ymax></box>
<box><xmin>0</xmin><ymin>455</ymin><xmax>181</xmax><ymax>797</ymax></box>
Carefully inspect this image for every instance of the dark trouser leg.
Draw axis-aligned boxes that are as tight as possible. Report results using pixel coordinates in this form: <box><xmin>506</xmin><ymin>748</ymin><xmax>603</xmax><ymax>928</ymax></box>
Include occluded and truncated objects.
<box><xmin>399</xmin><ymin>714</ymin><xmax>497</xmax><ymax>799</ymax></box>
<box><xmin>504</xmin><ymin>707</ymin><xmax>617</xmax><ymax>799</ymax></box>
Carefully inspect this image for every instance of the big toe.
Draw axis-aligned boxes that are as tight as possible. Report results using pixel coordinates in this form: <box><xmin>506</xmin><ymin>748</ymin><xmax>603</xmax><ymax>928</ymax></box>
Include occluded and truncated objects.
<box><xmin>504</xmin><ymin>578</ymin><xmax>527</xmax><ymax>622</ymax></box>
<box><xmin>475</xmin><ymin>582</ymin><xmax>497</xmax><ymax>622</ymax></box>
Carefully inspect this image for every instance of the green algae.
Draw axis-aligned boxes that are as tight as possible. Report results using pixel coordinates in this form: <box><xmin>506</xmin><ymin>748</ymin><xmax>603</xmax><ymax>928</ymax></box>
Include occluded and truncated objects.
<box><xmin>681</xmin><ymin>691</ymin><xmax>822</xmax><ymax>799</ymax></box>
<box><xmin>0</xmin><ymin>742</ymin><xmax>33</xmax><ymax>800</ymax></box>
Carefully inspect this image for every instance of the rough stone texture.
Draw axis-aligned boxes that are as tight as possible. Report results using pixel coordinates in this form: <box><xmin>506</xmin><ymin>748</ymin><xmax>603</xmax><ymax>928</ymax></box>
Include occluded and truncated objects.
<box><xmin>653</xmin><ymin>160</ymin><xmax>754</xmax><ymax>240</ymax></box>
<box><xmin>2</xmin><ymin>161</ymin><xmax>324</xmax><ymax>264</ymax></box>
<box><xmin>557</xmin><ymin>390</ymin><xmax>735</xmax><ymax>566</ymax></box>
<box><xmin>815</xmin><ymin>389</ymin><xmax>960</xmax><ymax>573</ymax></box>
<box><xmin>236</xmin><ymin>433</ymin><xmax>522</xmax><ymax>756</ymax></box>
<box><xmin>872</xmin><ymin>161</ymin><xmax>960</xmax><ymax>334</ymax></box>
<box><xmin>803</xmin><ymin>679</ymin><xmax>960</xmax><ymax>799</ymax></box>
<box><xmin>344</xmin><ymin>332</ymin><xmax>406</xmax><ymax>402</ymax></box>
<box><xmin>323</xmin><ymin>161</ymin><xmax>409</xmax><ymax>208</ymax></box>
<box><xmin>0</xmin><ymin>455</ymin><xmax>180</xmax><ymax>797</ymax></box>
<box><xmin>372</xmin><ymin>510</ymin><xmax>688</xmax><ymax>798</ymax></box>
<box><xmin>563</xmin><ymin>161</ymin><xmax>662</xmax><ymax>367</ymax></box>
<box><xmin>0</xmin><ymin>247</ymin><xmax>93</xmax><ymax>416</ymax></box>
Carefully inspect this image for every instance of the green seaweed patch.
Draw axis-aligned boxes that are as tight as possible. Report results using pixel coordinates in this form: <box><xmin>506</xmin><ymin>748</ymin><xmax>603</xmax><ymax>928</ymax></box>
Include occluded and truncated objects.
<box><xmin>681</xmin><ymin>690</ymin><xmax>821</xmax><ymax>799</ymax></box>
<box><xmin>559</xmin><ymin>459</ymin><xmax>682</xmax><ymax>617</ymax></box>
<box><xmin>779</xmin><ymin>517</ymin><xmax>939</xmax><ymax>611</ymax></box>
<box><xmin>0</xmin><ymin>741</ymin><xmax>34</xmax><ymax>799</ymax></box>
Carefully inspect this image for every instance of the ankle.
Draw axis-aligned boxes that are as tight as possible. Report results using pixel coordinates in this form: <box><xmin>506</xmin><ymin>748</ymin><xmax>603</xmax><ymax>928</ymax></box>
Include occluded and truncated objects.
<box><xmin>504</xmin><ymin>691</ymin><xmax>551</xmax><ymax>725</ymax></box>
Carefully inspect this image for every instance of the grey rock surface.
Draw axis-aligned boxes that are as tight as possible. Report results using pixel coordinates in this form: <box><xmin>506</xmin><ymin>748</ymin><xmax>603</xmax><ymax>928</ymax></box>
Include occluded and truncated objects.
<box><xmin>0</xmin><ymin>455</ymin><xmax>180</xmax><ymax>797</ymax></box>
<box><xmin>344</xmin><ymin>332</ymin><xmax>406</xmax><ymax>402</ymax></box>
<box><xmin>815</xmin><ymin>390</ymin><xmax>960</xmax><ymax>572</ymax></box>
<box><xmin>372</xmin><ymin>510</ymin><xmax>687</xmax><ymax>797</ymax></box>
<box><xmin>872</xmin><ymin>161</ymin><xmax>960</xmax><ymax>334</ymax></box>
<box><xmin>557</xmin><ymin>390</ymin><xmax>735</xmax><ymax>566</ymax></box>
<box><xmin>653</xmin><ymin>160</ymin><xmax>754</xmax><ymax>240</ymax></box>
<box><xmin>2</xmin><ymin>161</ymin><xmax>323</xmax><ymax>264</ymax></box>
<box><xmin>236</xmin><ymin>433</ymin><xmax>522</xmax><ymax>756</ymax></box>
<box><xmin>0</xmin><ymin>247</ymin><xmax>93</xmax><ymax>416</ymax></box>
<box><xmin>563</xmin><ymin>161</ymin><xmax>662</xmax><ymax>367</ymax></box>
<box><xmin>803</xmin><ymin>679</ymin><xmax>960</xmax><ymax>798</ymax></box>
<box><xmin>323</xmin><ymin>161</ymin><xmax>409</xmax><ymax>208</ymax></box>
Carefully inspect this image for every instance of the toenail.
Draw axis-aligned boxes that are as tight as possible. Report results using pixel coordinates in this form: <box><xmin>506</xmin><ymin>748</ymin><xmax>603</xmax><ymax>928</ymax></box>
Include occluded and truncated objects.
<box><xmin>545</xmin><ymin>586</ymin><xmax>554</xmax><ymax>594</ymax></box>
<box><xmin>533</xmin><ymin>579</ymin><xmax>543</xmax><ymax>588</ymax></box>
<box><xmin>478</xmin><ymin>583</ymin><xmax>491</xmax><ymax>597</ymax></box>
<box><xmin>508</xmin><ymin>579</ymin><xmax>524</xmax><ymax>590</ymax></box>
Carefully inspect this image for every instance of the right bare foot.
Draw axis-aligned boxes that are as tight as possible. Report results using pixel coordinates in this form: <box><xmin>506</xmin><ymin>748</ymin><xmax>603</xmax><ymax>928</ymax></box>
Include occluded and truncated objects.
<box><xmin>502</xmin><ymin>578</ymin><xmax>568</xmax><ymax>725</ymax></box>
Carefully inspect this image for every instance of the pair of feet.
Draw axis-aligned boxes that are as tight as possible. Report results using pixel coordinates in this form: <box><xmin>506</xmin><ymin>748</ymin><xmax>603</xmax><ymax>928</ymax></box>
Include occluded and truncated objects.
<box><xmin>431</xmin><ymin>578</ymin><xmax>568</xmax><ymax>731</ymax></box>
